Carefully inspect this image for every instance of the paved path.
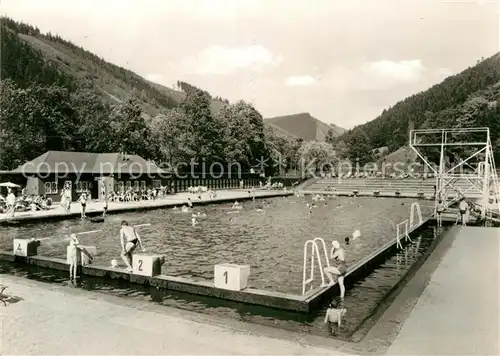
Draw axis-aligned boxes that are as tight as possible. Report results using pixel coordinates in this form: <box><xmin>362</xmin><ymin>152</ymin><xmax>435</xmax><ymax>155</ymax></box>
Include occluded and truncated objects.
<box><xmin>0</xmin><ymin>274</ymin><xmax>354</xmax><ymax>355</ymax></box>
<box><xmin>387</xmin><ymin>226</ymin><xmax>500</xmax><ymax>355</ymax></box>
<box><xmin>0</xmin><ymin>189</ymin><xmax>288</xmax><ymax>222</ymax></box>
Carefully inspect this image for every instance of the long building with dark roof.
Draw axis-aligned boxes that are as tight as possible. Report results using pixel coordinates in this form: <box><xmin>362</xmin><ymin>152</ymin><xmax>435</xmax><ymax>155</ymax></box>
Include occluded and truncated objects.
<box><xmin>9</xmin><ymin>151</ymin><xmax>170</xmax><ymax>202</ymax></box>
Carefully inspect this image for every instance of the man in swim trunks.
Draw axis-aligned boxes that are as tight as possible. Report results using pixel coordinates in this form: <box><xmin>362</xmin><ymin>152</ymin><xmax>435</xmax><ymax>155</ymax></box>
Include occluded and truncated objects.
<box><xmin>436</xmin><ymin>199</ymin><xmax>444</xmax><ymax>227</ymax></box>
<box><xmin>120</xmin><ymin>220</ymin><xmax>145</xmax><ymax>272</ymax></box>
<box><xmin>458</xmin><ymin>198</ymin><xmax>469</xmax><ymax>226</ymax></box>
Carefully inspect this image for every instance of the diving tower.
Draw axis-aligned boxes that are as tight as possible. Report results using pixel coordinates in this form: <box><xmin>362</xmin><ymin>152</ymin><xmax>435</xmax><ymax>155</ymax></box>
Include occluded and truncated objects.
<box><xmin>409</xmin><ymin>127</ymin><xmax>500</xmax><ymax>219</ymax></box>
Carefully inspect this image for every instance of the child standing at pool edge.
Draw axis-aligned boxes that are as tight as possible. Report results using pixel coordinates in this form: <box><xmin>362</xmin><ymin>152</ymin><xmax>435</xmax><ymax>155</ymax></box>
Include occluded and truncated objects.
<box><xmin>68</xmin><ymin>233</ymin><xmax>94</xmax><ymax>283</ymax></box>
<box><xmin>68</xmin><ymin>234</ymin><xmax>79</xmax><ymax>283</ymax></box>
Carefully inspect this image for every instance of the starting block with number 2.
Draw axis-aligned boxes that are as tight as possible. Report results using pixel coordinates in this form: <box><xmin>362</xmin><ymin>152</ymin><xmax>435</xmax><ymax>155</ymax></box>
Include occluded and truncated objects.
<box><xmin>132</xmin><ymin>253</ymin><xmax>165</xmax><ymax>277</ymax></box>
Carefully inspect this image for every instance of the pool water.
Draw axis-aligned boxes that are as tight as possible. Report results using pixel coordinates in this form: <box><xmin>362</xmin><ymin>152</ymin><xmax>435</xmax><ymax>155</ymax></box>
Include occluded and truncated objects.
<box><xmin>0</xmin><ymin>196</ymin><xmax>434</xmax><ymax>295</ymax></box>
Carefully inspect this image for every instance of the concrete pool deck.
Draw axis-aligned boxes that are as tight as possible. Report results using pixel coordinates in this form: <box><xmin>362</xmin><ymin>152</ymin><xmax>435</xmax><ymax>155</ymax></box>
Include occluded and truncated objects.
<box><xmin>0</xmin><ymin>274</ymin><xmax>356</xmax><ymax>355</ymax></box>
<box><xmin>0</xmin><ymin>189</ymin><xmax>292</xmax><ymax>224</ymax></box>
<box><xmin>386</xmin><ymin>226</ymin><xmax>500</xmax><ymax>356</ymax></box>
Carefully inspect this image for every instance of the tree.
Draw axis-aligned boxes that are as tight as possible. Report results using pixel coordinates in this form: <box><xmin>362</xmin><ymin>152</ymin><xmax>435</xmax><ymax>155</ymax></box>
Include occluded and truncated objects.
<box><xmin>325</xmin><ymin>128</ymin><xmax>337</xmax><ymax>146</ymax></box>
<box><xmin>181</xmin><ymin>89</ymin><xmax>224</xmax><ymax>165</ymax></box>
<box><xmin>72</xmin><ymin>89</ymin><xmax>116</xmax><ymax>153</ymax></box>
<box><xmin>148</xmin><ymin>108</ymin><xmax>195</xmax><ymax>167</ymax></box>
<box><xmin>109</xmin><ymin>98</ymin><xmax>156</xmax><ymax>159</ymax></box>
<box><xmin>218</xmin><ymin>101</ymin><xmax>268</xmax><ymax>168</ymax></box>
<box><xmin>297</xmin><ymin>141</ymin><xmax>337</xmax><ymax>175</ymax></box>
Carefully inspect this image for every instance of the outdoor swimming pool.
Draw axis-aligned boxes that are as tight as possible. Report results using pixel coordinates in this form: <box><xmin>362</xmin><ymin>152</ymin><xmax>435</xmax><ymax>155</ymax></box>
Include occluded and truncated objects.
<box><xmin>0</xmin><ymin>225</ymin><xmax>442</xmax><ymax>338</ymax></box>
<box><xmin>0</xmin><ymin>195</ymin><xmax>434</xmax><ymax>295</ymax></box>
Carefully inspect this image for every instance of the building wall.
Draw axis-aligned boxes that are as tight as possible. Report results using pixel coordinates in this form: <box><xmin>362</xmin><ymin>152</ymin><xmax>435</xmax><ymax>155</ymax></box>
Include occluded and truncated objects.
<box><xmin>11</xmin><ymin>172</ymin><xmax>264</xmax><ymax>202</ymax></box>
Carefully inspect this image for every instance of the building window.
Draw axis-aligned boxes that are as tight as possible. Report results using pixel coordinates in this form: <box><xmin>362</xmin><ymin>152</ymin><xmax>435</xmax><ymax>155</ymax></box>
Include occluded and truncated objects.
<box><xmin>152</xmin><ymin>180</ymin><xmax>161</xmax><ymax>188</ymax></box>
<box><xmin>134</xmin><ymin>181</ymin><xmax>139</xmax><ymax>191</ymax></box>
<box><xmin>140</xmin><ymin>181</ymin><xmax>146</xmax><ymax>191</ymax></box>
<box><xmin>126</xmin><ymin>181</ymin><xmax>132</xmax><ymax>191</ymax></box>
<box><xmin>44</xmin><ymin>181</ymin><xmax>58</xmax><ymax>195</ymax></box>
<box><xmin>76</xmin><ymin>181</ymin><xmax>89</xmax><ymax>193</ymax></box>
<box><xmin>118</xmin><ymin>181</ymin><xmax>124</xmax><ymax>192</ymax></box>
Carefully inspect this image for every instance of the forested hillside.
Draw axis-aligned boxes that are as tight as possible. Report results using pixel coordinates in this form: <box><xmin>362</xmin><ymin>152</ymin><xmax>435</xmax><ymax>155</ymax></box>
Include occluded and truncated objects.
<box><xmin>333</xmin><ymin>53</ymin><xmax>500</xmax><ymax>165</ymax></box>
<box><xmin>0</xmin><ymin>18</ymin><xmax>288</xmax><ymax>173</ymax></box>
<box><xmin>0</xmin><ymin>17</ymin><xmax>333</xmax><ymax>175</ymax></box>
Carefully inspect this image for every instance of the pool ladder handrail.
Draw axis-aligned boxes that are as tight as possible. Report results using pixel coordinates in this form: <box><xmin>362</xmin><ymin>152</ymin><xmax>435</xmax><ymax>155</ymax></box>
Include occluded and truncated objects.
<box><xmin>302</xmin><ymin>237</ymin><xmax>330</xmax><ymax>295</ymax></box>
<box><xmin>396</xmin><ymin>219</ymin><xmax>412</xmax><ymax>249</ymax></box>
<box><xmin>409</xmin><ymin>202</ymin><xmax>423</xmax><ymax>228</ymax></box>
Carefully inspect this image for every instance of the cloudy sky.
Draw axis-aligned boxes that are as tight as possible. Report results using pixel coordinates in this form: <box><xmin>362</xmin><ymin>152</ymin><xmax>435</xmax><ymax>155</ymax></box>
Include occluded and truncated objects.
<box><xmin>2</xmin><ymin>0</ymin><xmax>499</xmax><ymax>128</ymax></box>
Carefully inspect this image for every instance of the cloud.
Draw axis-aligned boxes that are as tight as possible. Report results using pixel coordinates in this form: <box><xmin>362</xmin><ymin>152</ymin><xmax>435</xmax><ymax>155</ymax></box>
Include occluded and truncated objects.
<box><xmin>285</xmin><ymin>75</ymin><xmax>316</xmax><ymax>86</ymax></box>
<box><xmin>145</xmin><ymin>73</ymin><xmax>167</xmax><ymax>84</ymax></box>
<box><xmin>434</xmin><ymin>67</ymin><xmax>453</xmax><ymax>78</ymax></box>
<box><xmin>180</xmin><ymin>45</ymin><xmax>282</xmax><ymax>75</ymax></box>
<box><xmin>354</xmin><ymin>59</ymin><xmax>426</xmax><ymax>90</ymax></box>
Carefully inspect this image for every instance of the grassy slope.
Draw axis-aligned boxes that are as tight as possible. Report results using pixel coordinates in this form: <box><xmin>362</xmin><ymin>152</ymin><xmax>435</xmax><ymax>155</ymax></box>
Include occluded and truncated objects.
<box><xmin>16</xmin><ymin>32</ymin><xmax>225</xmax><ymax>118</ymax></box>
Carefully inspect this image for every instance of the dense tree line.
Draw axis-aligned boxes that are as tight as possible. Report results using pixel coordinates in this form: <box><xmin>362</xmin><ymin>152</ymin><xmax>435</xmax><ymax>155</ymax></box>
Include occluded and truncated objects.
<box><xmin>1</xmin><ymin>77</ymin><xmax>326</xmax><ymax>175</ymax></box>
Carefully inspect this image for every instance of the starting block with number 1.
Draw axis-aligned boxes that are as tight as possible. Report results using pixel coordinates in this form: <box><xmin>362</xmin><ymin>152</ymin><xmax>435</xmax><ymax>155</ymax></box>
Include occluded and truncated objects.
<box><xmin>214</xmin><ymin>264</ymin><xmax>250</xmax><ymax>291</ymax></box>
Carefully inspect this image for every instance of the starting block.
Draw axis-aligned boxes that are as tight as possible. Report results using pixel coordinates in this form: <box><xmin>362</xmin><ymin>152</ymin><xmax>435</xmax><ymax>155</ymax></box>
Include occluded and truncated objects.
<box><xmin>13</xmin><ymin>238</ymin><xmax>40</xmax><ymax>257</ymax></box>
<box><xmin>214</xmin><ymin>264</ymin><xmax>250</xmax><ymax>291</ymax></box>
<box><xmin>66</xmin><ymin>245</ymin><xmax>97</xmax><ymax>266</ymax></box>
<box><xmin>132</xmin><ymin>253</ymin><xmax>165</xmax><ymax>277</ymax></box>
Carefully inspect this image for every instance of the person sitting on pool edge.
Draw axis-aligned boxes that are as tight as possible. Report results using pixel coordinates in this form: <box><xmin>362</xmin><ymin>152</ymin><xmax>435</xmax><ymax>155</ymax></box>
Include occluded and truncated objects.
<box><xmin>120</xmin><ymin>220</ymin><xmax>146</xmax><ymax>272</ymax></box>
<box><xmin>324</xmin><ymin>299</ymin><xmax>347</xmax><ymax>336</ymax></box>
<box><xmin>323</xmin><ymin>240</ymin><xmax>347</xmax><ymax>299</ymax></box>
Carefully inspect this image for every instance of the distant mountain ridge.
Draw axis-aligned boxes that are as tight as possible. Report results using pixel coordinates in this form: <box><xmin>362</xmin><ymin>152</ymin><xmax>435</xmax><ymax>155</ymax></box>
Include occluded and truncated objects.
<box><xmin>265</xmin><ymin>112</ymin><xmax>345</xmax><ymax>141</ymax></box>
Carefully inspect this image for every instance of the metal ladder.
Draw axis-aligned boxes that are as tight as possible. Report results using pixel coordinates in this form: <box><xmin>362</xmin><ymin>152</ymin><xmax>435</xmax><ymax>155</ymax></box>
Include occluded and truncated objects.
<box><xmin>409</xmin><ymin>202</ymin><xmax>423</xmax><ymax>228</ymax></box>
<box><xmin>302</xmin><ymin>238</ymin><xmax>330</xmax><ymax>295</ymax></box>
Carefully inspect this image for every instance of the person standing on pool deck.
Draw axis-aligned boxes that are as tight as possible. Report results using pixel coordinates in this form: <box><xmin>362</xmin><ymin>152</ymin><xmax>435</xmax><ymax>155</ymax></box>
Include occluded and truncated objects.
<box><xmin>120</xmin><ymin>220</ymin><xmax>145</xmax><ymax>272</ymax></box>
<box><xmin>323</xmin><ymin>240</ymin><xmax>347</xmax><ymax>299</ymax></box>
<box><xmin>78</xmin><ymin>192</ymin><xmax>88</xmax><ymax>219</ymax></box>
<box><xmin>436</xmin><ymin>199</ymin><xmax>445</xmax><ymax>227</ymax></box>
<box><xmin>458</xmin><ymin>198</ymin><xmax>469</xmax><ymax>226</ymax></box>
<box><xmin>6</xmin><ymin>188</ymin><xmax>16</xmax><ymax>218</ymax></box>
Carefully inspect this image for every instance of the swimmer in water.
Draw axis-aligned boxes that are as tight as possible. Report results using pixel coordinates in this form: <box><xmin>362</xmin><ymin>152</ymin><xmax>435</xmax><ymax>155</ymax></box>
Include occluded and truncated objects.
<box><xmin>344</xmin><ymin>237</ymin><xmax>350</xmax><ymax>245</ymax></box>
<box><xmin>181</xmin><ymin>205</ymin><xmax>189</xmax><ymax>213</ymax></box>
<box><xmin>191</xmin><ymin>217</ymin><xmax>197</xmax><ymax>226</ymax></box>
<box><xmin>187</xmin><ymin>198</ymin><xmax>193</xmax><ymax>208</ymax></box>
<box><xmin>309</xmin><ymin>205</ymin><xmax>313</xmax><ymax>214</ymax></box>
<box><xmin>172</xmin><ymin>206</ymin><xmax>178</xmax><ymax>211</ymax></box>
<box><xmin>323</xmin><ymin>240</ymin><xmax>347</xmax><ymax>299</ymax></box>
<box><xmin>324</xmin><ymin>300</ymin><xmax>347</xmax><ymax>336</ymax></box>
<box><xmin>119</xmin><ymin>220</ymin><xmax>145</xmax><ymax>272</ymax></box>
